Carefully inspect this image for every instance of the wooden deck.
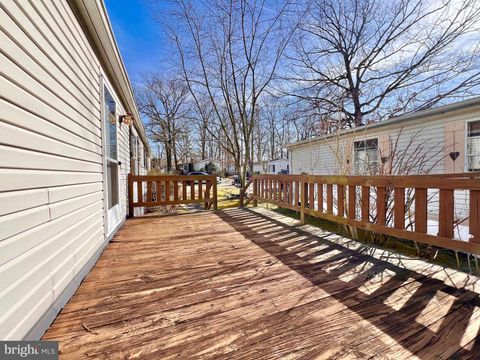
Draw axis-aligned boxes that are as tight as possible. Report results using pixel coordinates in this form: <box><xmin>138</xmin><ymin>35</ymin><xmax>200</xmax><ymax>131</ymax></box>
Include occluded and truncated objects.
<box><xmin>43</xmin><ymin>208</ymin><xmax>480</xmax><ymax>359</ymax></box>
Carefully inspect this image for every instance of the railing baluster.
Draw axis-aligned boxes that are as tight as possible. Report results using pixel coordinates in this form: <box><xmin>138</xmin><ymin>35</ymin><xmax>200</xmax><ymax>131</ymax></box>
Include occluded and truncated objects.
<box><xmin>295</xmin><ymin>181</ymin><xmax>300</xmax><ymax>207</ymax></box>
<box><xmin>278</xmin><ymin>181</ymin><xmax>282</xmax><ymax>203</ymax></box>
<box><xmin>165</xmin><ymin>180</ymin><xmax>170</xmax><ymax>203</ymax></box>
<box><xmin>190</xmin><ymin>179</ymin><xmax>195</xmax><ymax>200</ymax></box>
<box><xmin>269</xmin><ymin>179</ymin><xmax>273</xmax><ymax>200</ymax></box>
<box><xmin>301</xmin><ymin>177</ymin><xmax>308</xmax><ymax>223</ymax></box>
<box><xmin>438</xmin><ymin>189</ymin><xmax>454</xmax><ymax>238</ymax></box>
<box><xmin>198</xmin><ymin>179</ymin><xmax>203</xmax><ymax>200</ymax></box>
<box><xmin>361</xmin><ymin>186</ymin><xmax>369</xmax><ymax>222</ymax></box>
<box><xmin>205</xmin><ymin>180</ymin><xmax>211</xmax><ymax>209</ymax></box>
<box><xmin>348</xmin><ymin>185</ymin><xmax>356</xmax><ymax>219</ymax></box>
<box><xmin>470</xmin><ymin>190</ymin><xmax>480</xmax><ymax>243</ymax></box>
<box><xmin>327</xmin><ymin>184</ymin><xmax>333</xmax><ymax>213</ymax></box>
<box><xmin>147</xmin><ymin>181</ymin><xmax>152</xmax><ymax>203</ymax></box>
<box><xmin>309</xmin><ymin>183</ymin><xmax>315</xmax><ymax>210</ymax></box>
<box><xmin>337</xmin><ymin>185</ymin><xmax>345</xmax><ymax>216</ymax></box>
<box><xmin>414</xmin><ymin>188</ymin><xmax>427</xmax><ymax>233</ymax></box>
<box><xmin>394</xmin><ymin>187</ymin><xmax>405</xmax><ymax>229</ymax></box>
<box><xmin>274</xmin><ymin>180</ymin><xmax>278</xmax><ymax>201</ymax></box>
<box><xmin>377</xmin><ymin>187</ymin><xmax>386</xmax><ymax>225</ymax></box>
<box><xmin>173</xmin><ymin>181</ymin><xmax>179</xmax><ymax>202</ymax></box>
<box><xmin>317</xmin><ymin>183</ymin><xmax>323</xmax><ymax>212</ymax></box>
<box><xmin>182</xmin><ymin>181</ymin><xmax>187</xmax><ymax>200</ymax></box>
<box><xmin>137</xmin><ymin>179</ymin><xmax>143</xmax><ymax>204</ymax></box>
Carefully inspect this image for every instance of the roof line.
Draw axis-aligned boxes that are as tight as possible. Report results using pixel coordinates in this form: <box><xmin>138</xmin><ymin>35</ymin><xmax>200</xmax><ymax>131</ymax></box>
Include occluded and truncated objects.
<box><xmin>69</xmin><ymin>0</ymin><xmax>149</xmax><ymax>150</ymax></box>
<box><xmin>287</xmin><ymin>96</ymin><xmax>480</xmax><ymax>149</ymax></box>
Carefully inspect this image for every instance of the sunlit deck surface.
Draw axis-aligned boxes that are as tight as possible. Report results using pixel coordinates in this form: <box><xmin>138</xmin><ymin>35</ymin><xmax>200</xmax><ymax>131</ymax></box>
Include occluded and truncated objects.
<box><xmin>43</xmin><ymin>208</ymin><xmax>480</xmax><ymax>359</ymax></box>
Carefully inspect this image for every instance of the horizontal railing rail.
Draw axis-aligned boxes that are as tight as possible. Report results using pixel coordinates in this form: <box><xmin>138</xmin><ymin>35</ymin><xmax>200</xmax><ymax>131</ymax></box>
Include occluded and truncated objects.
<box><xmin>249</xmin><ymin>173</ymin><xmax>480</xmax><ymax>255</ymax></box>
<box><xmin>128</xmin><ymin>174</ymin><xmax>218</xmax><ymax>217</ymax></box>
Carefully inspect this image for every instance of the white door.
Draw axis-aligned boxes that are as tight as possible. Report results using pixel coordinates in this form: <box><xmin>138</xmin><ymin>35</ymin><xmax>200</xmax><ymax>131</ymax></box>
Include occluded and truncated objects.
<box><xmin>103</xmin><ymin>86</ymin><xmax>122</xmax><ymax>235</ymax></box>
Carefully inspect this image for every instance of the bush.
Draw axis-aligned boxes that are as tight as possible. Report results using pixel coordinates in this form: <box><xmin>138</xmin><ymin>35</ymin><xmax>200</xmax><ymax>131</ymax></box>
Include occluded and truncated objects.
<box><xmin>203</xmin><ymin>161</ymin><xmax>219</xmax><ymax>174</ymax></box>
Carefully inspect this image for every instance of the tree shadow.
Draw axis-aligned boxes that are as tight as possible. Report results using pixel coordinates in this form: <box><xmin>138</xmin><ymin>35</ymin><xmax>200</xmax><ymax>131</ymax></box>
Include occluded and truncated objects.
<box><xmin>217</xmin><ymin>208</ymin><xmax>480</xmax><ymax>359</ymax></box>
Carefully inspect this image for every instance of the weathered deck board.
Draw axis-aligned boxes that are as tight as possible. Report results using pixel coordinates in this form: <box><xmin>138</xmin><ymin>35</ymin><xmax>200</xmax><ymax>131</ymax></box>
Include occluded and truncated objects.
<box><xmin>42</xmin><ymin>208</ymin><xmax>480</xmax><ymax>359</ymax></box>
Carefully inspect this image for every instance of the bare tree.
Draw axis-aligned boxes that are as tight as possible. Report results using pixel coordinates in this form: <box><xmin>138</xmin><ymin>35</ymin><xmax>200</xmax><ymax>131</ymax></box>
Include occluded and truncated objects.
<box><xmin>162</xmin><ymin>0</ymin><xmax>300</xmax><ymax>202</ymax></box>
<box><xmin>288</xmin><ymin>0</ymin><xmax>480</xmax><ymax>127</ymax></box>
<box><xmin>136</xmin><ymin>74</ymin><xmax>190</xmax><ymax>172</ymax></box>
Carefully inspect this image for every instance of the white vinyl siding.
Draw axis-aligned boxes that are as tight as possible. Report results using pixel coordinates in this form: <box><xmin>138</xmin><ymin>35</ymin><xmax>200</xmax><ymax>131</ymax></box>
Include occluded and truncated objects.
<box><xmin>289</xmin><ymin>108</ymin><xmax>480</xmax><ymax>232</ymax></box>
<box><xmin>0</xmin><ymin>0</ymin><xmax>138</xmax><ymax>340</ymax></box>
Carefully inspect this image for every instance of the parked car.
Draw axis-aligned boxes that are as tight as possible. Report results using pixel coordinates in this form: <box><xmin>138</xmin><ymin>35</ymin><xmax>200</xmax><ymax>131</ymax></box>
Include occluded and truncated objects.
<box><xmin>186</xmin><ymin>171</ymin><xmax>212</xmax><ymax>186</ymax></box>
<box><xmin>187</xmin><ymin>171</ymin><xmax>209</xmax><ymax>176</ymax></box>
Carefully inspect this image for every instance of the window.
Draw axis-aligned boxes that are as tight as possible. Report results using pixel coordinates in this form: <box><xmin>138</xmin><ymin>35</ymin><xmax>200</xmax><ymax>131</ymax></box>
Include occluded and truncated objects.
<box><xmin>467</xmin><ymin>120</ymin><xmax>480</xmax><ymax>171</ymax></box>
<box><xmin>104</xmin><ymin>87</ymin><xmax>118</xmax><ymax>209</ymax></box>
<box><xmin>130</xmin><ymin>133</ymin><xmax>140</xmax><ymax>175</ymax></box>
<box><xmin>104</xmin><ymin>89</ymin><xmax>117</xmax><ymax>161</ymax></box>
<box><xmin>354</xmin><ymin>138</ymin><xmax>378</xmax><ymax>175</ymax></box>
<box><xmin>144</xmin><ymin>148</ymin><xmax>148</xmax><ymax>170</ymax></box>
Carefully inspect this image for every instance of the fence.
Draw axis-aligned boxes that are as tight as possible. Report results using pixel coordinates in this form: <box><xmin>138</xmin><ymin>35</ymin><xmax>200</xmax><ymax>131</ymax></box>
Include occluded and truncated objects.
<box><xmin>128</xmin><ymin>174</ymin><xmax>217</xmax><ymax>217</ymax></box>
<box><xmin>246</xmin><ymin>173</ymin><xmax>480</xmax><ymax>254</ymax></box>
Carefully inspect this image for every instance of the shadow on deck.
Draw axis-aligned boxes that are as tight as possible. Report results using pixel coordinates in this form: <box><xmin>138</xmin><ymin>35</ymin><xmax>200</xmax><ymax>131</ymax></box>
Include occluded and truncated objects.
<box><xmin>43</xmin><ymin>208</ymin><xmax>480</xmax><ymax>359</ymax></box>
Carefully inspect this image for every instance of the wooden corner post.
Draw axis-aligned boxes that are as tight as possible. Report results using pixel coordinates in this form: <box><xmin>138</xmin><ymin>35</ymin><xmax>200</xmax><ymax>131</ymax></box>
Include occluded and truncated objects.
<box><xmin>213</xmin><ymin>175</ymin><xmax>218</xmax><ymax>210</ymax></box>
<box><xmin>253</xmin><ymin>178</ymin><xmax>258</xmax><ymax>207</ymax></box>
<box><xmin>300</xmin><ymin>174</ymin><xmax>308</xmax><ymax>224</ymax></box>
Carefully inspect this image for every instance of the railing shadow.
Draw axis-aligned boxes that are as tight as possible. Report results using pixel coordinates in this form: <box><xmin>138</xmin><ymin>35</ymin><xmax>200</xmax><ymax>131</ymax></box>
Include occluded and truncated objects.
<box><xmin>217</xmin><ymin>208</ymin><xmax>480</xmax><ymax>359</ymax></box>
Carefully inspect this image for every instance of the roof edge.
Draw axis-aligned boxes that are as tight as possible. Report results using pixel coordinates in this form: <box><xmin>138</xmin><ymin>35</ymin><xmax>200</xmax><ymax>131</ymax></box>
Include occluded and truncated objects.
<box><xmin>287</xmin><ymin>96</ymin><xmax>480</xmax><ymax>149</ymax></box>
<box><xmin>69</xmin><ymin>0</ymin><xmax>149</xmax><ymax>150</ymax></box>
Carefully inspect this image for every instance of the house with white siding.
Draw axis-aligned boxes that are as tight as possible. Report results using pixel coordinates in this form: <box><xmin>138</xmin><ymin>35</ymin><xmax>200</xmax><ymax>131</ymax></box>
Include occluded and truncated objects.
<box><xmin>0</xmin><ymin>0</ymin><xmax>149</xmax><ymax>340</ymax></box>
<box><xmin>288</xmin><ymin>98</ymin><xmax>480</xmax><ymax>176</ymax></box>
<box><xmin>287</xmin><ymin>98</ymin><xmax>480</xmax><ymax>234</ymax></box>
<box><xmin>266</xmin><ymin>158</ymin><xmax>290</xmax><ymax>174</ymax></box>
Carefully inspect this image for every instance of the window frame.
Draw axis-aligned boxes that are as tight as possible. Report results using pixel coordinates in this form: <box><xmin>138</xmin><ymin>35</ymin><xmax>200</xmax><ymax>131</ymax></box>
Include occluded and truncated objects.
<box><xmin>353</xmin><ymin>137</ymin><xmax>379</xmax><ymax>175</ymax></box>
<box><xmin>465</xmin><ymin>119</ymin><xmax>480</xmax><ymax>172</ymax></box>
<box><xmin>102</xmin><ymin>83</ymin><xmax>120</xmax><ymax>210</ymax></box>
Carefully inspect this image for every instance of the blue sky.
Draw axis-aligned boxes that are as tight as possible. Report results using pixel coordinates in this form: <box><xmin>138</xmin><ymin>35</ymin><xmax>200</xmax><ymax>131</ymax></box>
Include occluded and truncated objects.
<box><xmin>105</xmin><ymin>0</ymin><xmax>168</xmax><ymax>82</ymax></box>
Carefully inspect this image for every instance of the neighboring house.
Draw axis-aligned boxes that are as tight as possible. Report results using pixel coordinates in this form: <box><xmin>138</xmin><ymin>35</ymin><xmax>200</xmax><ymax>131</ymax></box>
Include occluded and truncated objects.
<box><xmin>287</xmin><ymin>97</ymin><xmax>480</xmax><ymax>229</ymax></box>
<box><xmin>181</xmin><ymin>158</ymin><xmax>221</xmax><ymax>174</ymax></box>
<box><xmin>225</xmin><ymin>162</ymin><xmax>237</xmax><ymax>175</ymax></box>
<box><xmin>253</xmin><ymin>161</ymin><xmax>266</xmax><ymax>173</ymax></box>
<box><xmin>266</xmin><ymin>158</ymin><xmax>290</xmax><ymax>174</ymax></box>
<box><xmin>0</xmin><ymin>0</ymin><xmax>149</xmax><ymax>340</ymax></box>
<box><xmin>287</xmin><ymin>97</ymin><xmax>480</xmax><ymax>176</ymax></box>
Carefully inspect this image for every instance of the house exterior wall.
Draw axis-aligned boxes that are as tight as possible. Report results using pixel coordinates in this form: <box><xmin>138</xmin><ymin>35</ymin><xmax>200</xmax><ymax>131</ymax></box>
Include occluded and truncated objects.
<box><xmin>193</xmin><ymin>159</ymin><xmax>221</xmax><ymax>172</ymax></box>
<box><xmin>288</xmin><ymin>104</ymin><xmax>480</xmax><ymax>225</ymax></box>
<box><xmin>266</xmin><ymin>159</ymin><xmax>289</xmax><ymax>174</ymax></box>
<box><xmin>289</xmin><ymin>106</ymin><xmax>480</xmax><ymax>176</ymax></box>
<box><xmin>0</xmin><ymin>0</ymin><xmax>147</xmax><ymax>339</ymax></box>
<box><xmin>253</xmin><ymin>163</ymin><xmax>265</xmax><ymax>173</ymax></box>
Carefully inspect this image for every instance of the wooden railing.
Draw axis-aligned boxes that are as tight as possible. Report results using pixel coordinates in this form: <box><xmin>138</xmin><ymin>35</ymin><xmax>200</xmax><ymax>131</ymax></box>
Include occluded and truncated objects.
<box><xmin>248</xmin><ymin>173</ymin><xmax>480</xmax><ymax>254</ymax></box>
<box><xmin>128</xmin><ymin>174</ymin><xmax>217</xmax><ymax>217</ymax></box>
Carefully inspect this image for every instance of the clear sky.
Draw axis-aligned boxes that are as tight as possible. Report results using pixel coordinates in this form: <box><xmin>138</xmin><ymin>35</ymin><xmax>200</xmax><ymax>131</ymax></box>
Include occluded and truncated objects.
<box><xmin>105</xmin><ymin>0</ymin><xmax>168</xmax><ymax>82</ymax></box>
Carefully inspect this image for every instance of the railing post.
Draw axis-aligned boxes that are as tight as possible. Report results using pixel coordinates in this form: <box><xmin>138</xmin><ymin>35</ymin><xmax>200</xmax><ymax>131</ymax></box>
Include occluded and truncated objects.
<box><xmin>213</xmin><ymin>175</ymin><xmax>218</xmax><ymax>210</ymax></box>
<box><xmin>253</xmin><ymin>177</ymin><xmax>258</xmax><ymax>207</ymax></box>
<box><xmin>128</xmin><ymin>173</ymin><xmax>134</xmax><ymax>218</ymax></box>
<box><xmin>300</xmin><ymin>174</ymin><xmax>307</xmax><ymax>224</ymax></box>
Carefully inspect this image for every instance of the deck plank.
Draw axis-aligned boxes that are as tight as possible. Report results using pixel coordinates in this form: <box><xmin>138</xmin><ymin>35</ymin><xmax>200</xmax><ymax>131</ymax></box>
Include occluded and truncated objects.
<box><xmin>43</xmin><ymin>209</ymin><xmax>480</xmax><ymax>359</ymax></box>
